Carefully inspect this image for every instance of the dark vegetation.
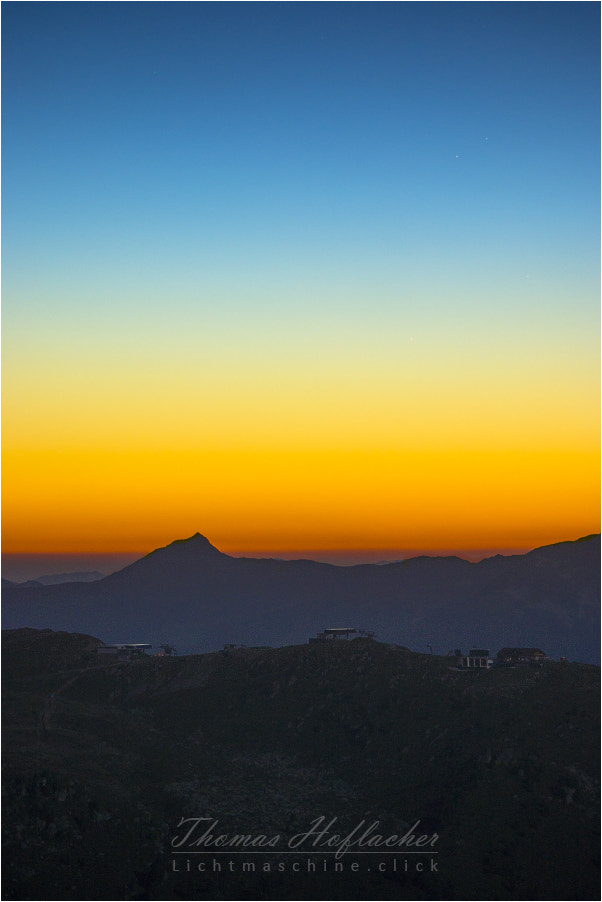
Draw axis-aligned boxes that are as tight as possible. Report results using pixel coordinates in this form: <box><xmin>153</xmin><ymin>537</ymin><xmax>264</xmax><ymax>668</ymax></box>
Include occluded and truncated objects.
<box><xmin>2</xmin><ymin>629</ymin><xmax>599</xmax><ymax>900</ymax></box>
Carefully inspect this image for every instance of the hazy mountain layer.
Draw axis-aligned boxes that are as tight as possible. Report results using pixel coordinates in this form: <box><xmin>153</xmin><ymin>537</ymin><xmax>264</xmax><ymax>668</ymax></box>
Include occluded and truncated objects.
<box><xmin>2</xmin><ymin>533</ymin><xmax>600</xmax><ymax>663</ymax></box>
<box><xmin>12</xmin><ymin>571</ymin><xmax>105</xmax><ymax>587</ymax></box>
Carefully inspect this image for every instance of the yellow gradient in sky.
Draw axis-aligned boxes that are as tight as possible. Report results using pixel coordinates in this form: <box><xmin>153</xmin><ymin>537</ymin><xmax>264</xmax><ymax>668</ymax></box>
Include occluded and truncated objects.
<box><xmin>3</xmin><ymin>301</ymin><xmax>599</xmax><ymax>450</ymax></box>
<box><xmin>3</xmin><ymin>288</ymin><xmax>599</xmax><ymax>555</ymax></box>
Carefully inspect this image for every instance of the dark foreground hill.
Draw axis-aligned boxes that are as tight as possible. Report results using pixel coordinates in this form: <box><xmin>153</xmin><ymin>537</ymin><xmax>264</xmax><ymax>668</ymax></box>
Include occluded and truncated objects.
<box><xmin>2</xmin><ymin>628</ymin><xmax>599</xmax><ymax>900</ymax></box>
<box><xmin>2</xmin><ymin>533</ymin><xmax>600</xmax><ymax>663</ymax></box>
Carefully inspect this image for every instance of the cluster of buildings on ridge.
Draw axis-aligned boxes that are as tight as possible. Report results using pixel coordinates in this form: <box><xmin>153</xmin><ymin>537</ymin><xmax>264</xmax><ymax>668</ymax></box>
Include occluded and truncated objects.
<box><xmin>446</xmin><ymin>647</ymin><xmax>548</xmax><ymax>669</ymax></box>
<box><xmin>95</xmin><ymin>630</ymin><xmax>550</xmax><ymax>667</ymax></box>
<box><xmin>307</xmin><ymin>628</ymin><xmax>550</xmax><ymax>668</ymax></box>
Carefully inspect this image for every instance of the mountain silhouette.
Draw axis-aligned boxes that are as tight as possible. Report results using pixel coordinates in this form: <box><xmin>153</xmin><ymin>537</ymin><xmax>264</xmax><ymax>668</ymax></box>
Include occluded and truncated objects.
<box><xmin>2</xmin><ymin>533</ymin><xmax>600</xmax><ymax>662</ymax></box>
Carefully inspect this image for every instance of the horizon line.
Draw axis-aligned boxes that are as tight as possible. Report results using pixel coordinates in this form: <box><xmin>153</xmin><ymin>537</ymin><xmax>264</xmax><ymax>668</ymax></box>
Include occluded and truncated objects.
<box><xmin>2</xmin><ymin>533</ymin><xmax>599</xmax><ymax>583</ymax></box>
<box><xmin>3</xmin><ymin>532</ymin><xmax>599</xmax><ymax>560</ymax></box>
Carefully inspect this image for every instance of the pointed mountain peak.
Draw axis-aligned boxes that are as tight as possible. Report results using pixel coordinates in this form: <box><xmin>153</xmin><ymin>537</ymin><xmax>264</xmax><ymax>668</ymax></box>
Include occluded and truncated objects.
<box><xmin>99</xmin><ymin>533</ymin><xmax>227</xmax><ymax>583</ymax></box>
<box><xmin>164</xmin><ymin>533</ymin><xmax>225</xmax><ymax>556</ymax></box>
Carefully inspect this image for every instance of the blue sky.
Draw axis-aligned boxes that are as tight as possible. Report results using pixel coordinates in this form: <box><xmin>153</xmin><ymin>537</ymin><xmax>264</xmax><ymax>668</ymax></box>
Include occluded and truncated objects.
<box><xmin>4</xmin><ymin>2</ymin><xmax>599</xmax><ymax>295</ymax></box>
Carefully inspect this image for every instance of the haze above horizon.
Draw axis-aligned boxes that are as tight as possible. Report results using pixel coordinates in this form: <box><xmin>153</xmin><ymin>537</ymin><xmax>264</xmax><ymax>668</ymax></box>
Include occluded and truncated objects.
<box><xmin>3</xmin><ymin>3</ymin><xmax>599</xmax><ymax>557</ymax></box>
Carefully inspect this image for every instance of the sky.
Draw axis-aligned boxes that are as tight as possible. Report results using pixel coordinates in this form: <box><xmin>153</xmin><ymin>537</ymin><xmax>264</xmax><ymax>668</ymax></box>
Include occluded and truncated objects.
<box><xmin>2</xmin><ymin>1</ymin><xmax>600</xmax><ymax>573</ymax></box>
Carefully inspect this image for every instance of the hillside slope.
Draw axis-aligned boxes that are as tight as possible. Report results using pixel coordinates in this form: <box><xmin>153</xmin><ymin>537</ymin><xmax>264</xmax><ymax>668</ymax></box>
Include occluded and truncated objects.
<box><xmin>2</xmin><ymin>629</ymin><xmax>599</xmax><ymax>900</ymax></box>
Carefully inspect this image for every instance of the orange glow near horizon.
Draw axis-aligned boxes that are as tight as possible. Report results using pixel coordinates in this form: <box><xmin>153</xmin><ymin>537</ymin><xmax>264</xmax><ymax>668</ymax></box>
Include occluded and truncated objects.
<box><xmin>3</xmin><ymin>445</ymin><xmax>599</xmax><ymax>555</ymax></box>
<box><xmin>3</xmin><ymin>277</ymin><xmax>599</xmax><ymax>557</ymax></box>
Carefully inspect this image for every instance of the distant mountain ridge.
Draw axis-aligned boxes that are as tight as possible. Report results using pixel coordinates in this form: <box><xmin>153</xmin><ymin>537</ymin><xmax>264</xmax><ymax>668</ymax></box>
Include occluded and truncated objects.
<box><xmin>2</xmin><ymin>533</ymin><xmax>600</xmax><ymax>662</ymax></box>
<box><xmin>6</xmin><ymin>571</ymin><xmax>105</xmax><ymax>588</ymax></box>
